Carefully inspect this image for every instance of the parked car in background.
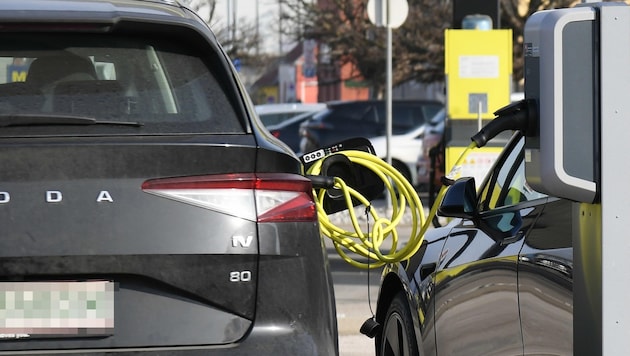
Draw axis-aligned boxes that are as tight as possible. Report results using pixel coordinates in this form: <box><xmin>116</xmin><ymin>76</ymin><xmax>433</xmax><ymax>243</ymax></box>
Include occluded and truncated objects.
<box><xmin>299</xmin><ymin>100</ymin><xmax>444</xmax><ymax>155</ymax></box>
<box><xmin>266</xmin><ymin>110</ymin><xmax>322</xmax><ymax>153</ymax></box>
<box><xmin>417</xmin><ymin>93</ymin><xmax>525</xmax><ymax>192</ymax></box>
<box><xmin>0</xmin><ymin>1</ymin><xmax>338</xmax><ymax>355</ymax></box>
<box><xmin>369</xmin><ymin>108</ymin><xmax>446</xmax><ymax>187</ymax></box>
<box><xmin>511</xmin><ymin>91</ymin><xmax>525</xmax><ymax>102</ymax></box>
<box><xmin>415</xmin><ymin>109</ymin><xmax>446</xmax><ymax>190</ymax></box>
<box><xmin>255</xmin><ymin>102</ymin><xmax>326</xmax><ymax>127</ymax></box>
<box><xmin>375</xmin><ymin>132</ymin><xmax>573</xmax><ymax>355</ymax></box>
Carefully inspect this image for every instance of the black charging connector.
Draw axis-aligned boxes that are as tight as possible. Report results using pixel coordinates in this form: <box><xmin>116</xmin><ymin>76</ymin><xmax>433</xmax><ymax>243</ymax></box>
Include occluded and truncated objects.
<box><xmin>302</xmin><ymin>137</ymin><xmax>385</xmax><ymax>215</ymax></box>
<box><xmin>306</xmin><ymin>174</ymin><xmax>335</xmax><ymax>189</ymax></box>
<box><xmin>471</xmin><ymin>99</ymin><xmax>538</xmax><ymax>148</ymax></box>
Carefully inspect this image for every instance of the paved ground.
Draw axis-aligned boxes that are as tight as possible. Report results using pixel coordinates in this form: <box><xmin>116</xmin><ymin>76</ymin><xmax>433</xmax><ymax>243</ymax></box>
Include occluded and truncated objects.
<box><xmin>331</xmin><ymin>253</ymin><xmax>380</xmax><ymax>356</ymax></box>
<box><xmin>339</xmin><ymin>334</ymin><xmax>376</xmax><ymax>356</ymax></box>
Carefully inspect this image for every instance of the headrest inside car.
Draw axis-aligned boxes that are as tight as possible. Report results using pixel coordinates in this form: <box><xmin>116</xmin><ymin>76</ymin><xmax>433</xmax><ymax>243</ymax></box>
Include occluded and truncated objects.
<box><xmin>27</xmin><ymin>52</ymin><xmax>97</xmax><ymax>88</ymax></box>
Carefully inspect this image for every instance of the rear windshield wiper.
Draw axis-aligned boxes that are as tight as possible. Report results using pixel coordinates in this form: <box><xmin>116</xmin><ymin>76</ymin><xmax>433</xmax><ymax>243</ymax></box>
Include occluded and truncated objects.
<box><xmin>0</xmin><ymin>114</ymin><xmax>143</xmax><ymax>127</ymax></box>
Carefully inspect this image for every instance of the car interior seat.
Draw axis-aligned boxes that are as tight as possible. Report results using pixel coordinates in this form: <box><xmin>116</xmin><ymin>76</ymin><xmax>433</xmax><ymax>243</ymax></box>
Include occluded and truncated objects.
<box><xmin>27</xmin><ymin>52</ymin><xmax>97</xmax><ymax>86</ymax></box>
<box><xmin>53</xmin><ymin>80</ymin><xmax>127</xmax><ymax>117</ymax></box>
<box><xmin>26</xmin><ymin>52</ymin><xmax>98</xmax><ymax>112</ymax></box>
<box><xmin>0</xmin><ymin>82</ymin><xmax>44</xmax><ymax>113</ymax></box>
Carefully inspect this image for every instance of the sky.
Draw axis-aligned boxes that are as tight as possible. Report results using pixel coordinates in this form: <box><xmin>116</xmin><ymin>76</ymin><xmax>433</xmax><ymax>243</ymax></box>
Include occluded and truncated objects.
<box><xmin>178</xmin><ymin>0</ymin><xmax>300</xmax><ymax>54</ymax></box>
<box><xmin>209</xmin><ymin>1</ymin><xmax>282</xmax><ymax>53</ymax></box>
<box><xmin>214</xmin><ymin>0</ymin><xmax>278</xmax><ymax>23</ymax></box>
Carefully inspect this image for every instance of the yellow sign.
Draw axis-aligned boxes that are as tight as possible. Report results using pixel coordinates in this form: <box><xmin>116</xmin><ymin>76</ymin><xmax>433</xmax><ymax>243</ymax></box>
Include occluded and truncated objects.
<box><xmin>7</xmin><ymin>64</ymin><xmax>28</xmax><ymax>83</ymax></box>
<box><xmin>445</xmin><ymin>29</ymin><xmax>512</xmax><ymax>120</ymax></box>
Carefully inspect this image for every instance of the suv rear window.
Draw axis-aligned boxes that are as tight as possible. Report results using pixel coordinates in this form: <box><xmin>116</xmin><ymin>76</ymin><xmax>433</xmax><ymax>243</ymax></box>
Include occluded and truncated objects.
<box><xmin>0</xmin><ymin>33</ymin><xmax>244</xmax><ymax>135</ymax></box>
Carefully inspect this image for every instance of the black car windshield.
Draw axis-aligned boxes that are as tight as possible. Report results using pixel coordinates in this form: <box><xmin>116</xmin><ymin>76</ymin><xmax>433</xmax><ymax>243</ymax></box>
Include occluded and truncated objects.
<box><xmin>0</xmin><ymin>33</ymin><xmax>244</xmax><ymax>135</ymax></box>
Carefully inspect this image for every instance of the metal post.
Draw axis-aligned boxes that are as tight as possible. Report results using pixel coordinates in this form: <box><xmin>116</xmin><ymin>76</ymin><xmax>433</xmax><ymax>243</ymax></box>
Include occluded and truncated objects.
<box><xmin>385</xmin><ymin>12</ymin><xmax>393</xmax><ymax>211</ymax></box>
<box><xmin>255</xmin><ymin>1</ymin><xmax>259</xmax><ymax>56</ymax></box>
<box><xmin>599</xmin><ymin>6</ymin><xmax>630</xmax><ymax>354</ymax></box>
<box><xmin>226</xmin><ymin>0</ymin><xmax>231</xmax><ymax>45</ymax></box>
<box><xmin>477</xmin><ymin>100</ymin><xmax>482</xmax><ymax>131</ymax></box>
<box><xmin>232</xmin><ymin>0</ymin><xmax>237</xmax><ymax>48</ymax></box>
<box><xmin>278</xmin><ymin>0</ymin><xmax>282</xmax><ymax>54</ymax></box>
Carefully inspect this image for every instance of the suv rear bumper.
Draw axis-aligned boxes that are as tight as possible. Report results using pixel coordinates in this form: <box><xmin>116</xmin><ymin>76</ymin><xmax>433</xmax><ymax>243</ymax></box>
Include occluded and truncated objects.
<box><xmin>0</xmin><ymin>223</ymin><xmax>339</xmax><ymax>356</ymax></box>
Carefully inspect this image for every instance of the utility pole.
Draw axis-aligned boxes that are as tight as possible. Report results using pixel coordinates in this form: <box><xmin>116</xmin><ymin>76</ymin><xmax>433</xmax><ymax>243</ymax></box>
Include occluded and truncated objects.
<box><xmin>367</xmin><ymin>0</ymin><xmax>408</xmax><ymax>210</ymax></box>
<box><xmin>232</xmin><ymin>0</ymin><xmax>237</xmax><ymax>48</ymax></box>
<box><xmin>278</xmin><ymin>0</ymin><xmax>283</xmax><ymax>54</ymax></box>
<box><xmin>226</xmin><ymin>0</ymin><xmax>231</xmax><ymax>47</ymax></box>
<box><xmin>255</xmin><ymin>1</ymin><xmax>259</xmax><ymax>56</ymax></box>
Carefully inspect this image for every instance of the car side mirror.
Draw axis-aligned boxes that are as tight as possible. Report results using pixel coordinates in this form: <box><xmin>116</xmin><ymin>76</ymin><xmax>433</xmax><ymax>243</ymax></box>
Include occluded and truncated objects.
<box><xmin>438</xmin><ymin>177</ymin><xmax>478</xmax><ymax>218</ymax></box>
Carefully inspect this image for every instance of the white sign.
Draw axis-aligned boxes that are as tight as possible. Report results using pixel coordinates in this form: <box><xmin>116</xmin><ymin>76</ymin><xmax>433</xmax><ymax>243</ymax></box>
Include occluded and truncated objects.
<box><xmin>367</xmin><ymin>0</ymin><xmax>409</xmax><ymax>29</ymax></box>
<box><xmin>459</xmin><ymin>55</ymin><xmax>499</xmax><ymax>78</ymax></box>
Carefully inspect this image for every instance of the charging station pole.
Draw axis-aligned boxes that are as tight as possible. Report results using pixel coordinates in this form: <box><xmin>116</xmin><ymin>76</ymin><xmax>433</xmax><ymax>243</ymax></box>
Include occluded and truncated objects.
<box><xmin>524</xmin><ymin>3</ymin><xmax>630</xmax><ymax>353</ymax></box>
<box><xmin>598</xmin><ymin>5</ymin><xmax>630</xmax><ymax>354</ymax></box>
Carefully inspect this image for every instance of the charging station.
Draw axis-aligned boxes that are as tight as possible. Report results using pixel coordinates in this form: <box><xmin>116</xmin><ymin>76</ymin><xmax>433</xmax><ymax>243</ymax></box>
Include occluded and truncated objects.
<box><xmin>444</xmin><ymin>28</ymin><xmax>512</xmax><ymax>184</ymax></box>
<box><xmin>524</xmin><ymin>2</ymin><xmax>630</xmax><ymax>354</ymax></box>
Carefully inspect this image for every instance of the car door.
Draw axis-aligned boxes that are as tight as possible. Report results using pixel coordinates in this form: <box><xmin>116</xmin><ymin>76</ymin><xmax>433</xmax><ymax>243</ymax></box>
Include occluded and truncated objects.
<box><xmin>518</xmin><ymin>197</ymin><xmax>573</xmax><ymax>354</ymax></box>
<box><xmin>434</xmin><ymin>134</ymin><xmax>548</xmax><ymax>355</ymax></box>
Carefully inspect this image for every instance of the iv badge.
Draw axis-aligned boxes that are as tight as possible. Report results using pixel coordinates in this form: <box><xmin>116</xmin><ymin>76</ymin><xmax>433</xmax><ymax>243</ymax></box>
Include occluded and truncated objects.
<box><xmin>232</xmin><ymin>235</ymin><xmax>253</xmax><ymax>248</ymax></box>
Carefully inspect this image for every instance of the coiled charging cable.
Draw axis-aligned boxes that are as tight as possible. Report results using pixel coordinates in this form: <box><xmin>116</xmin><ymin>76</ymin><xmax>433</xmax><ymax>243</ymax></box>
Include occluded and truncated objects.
<box><xmin>307</xmin><ymin>141</ymin><xmax>477</xmax><ymax>269</ymax></box>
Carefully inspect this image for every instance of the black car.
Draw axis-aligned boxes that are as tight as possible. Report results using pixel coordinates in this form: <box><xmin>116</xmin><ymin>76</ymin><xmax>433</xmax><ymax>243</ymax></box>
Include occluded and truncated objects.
<box><xmin>299</xmin><ymin>100</ymin><xmax>443</xmax><ymax>154</ymax></box>
<box><xmin>374</xmin><ymin>132</ymin><xmax>573</xmax><ymax>355</ymax></box>
<box><xmin>267</xmin><ymin>110</ymin><xmax>322</xmax><ymax>154</ymax></box>
<box><xmin>0</xmin><ymin>1</ymin><xmax>337</xmax><ymax>355</ymax></box>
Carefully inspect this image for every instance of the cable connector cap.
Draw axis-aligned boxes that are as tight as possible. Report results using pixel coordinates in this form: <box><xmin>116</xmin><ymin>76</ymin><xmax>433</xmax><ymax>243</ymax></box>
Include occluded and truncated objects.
<box><xmin>360</xmin><ymin>317</ymin><xmax>381</xmax><ymax>338</ymax></box>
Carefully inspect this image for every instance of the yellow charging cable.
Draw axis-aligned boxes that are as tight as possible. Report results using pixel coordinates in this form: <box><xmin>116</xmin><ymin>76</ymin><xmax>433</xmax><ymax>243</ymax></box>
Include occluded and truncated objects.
<box><xmin>308</xmin><ymin>141</ymin><xmax>477</xmax><ymax>269</ymax></box>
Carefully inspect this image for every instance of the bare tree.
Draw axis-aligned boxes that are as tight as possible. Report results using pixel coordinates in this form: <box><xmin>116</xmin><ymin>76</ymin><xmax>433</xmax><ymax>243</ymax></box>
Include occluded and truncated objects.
<box><xmin>280</xmin><ymin>0</ymin><xmax>586</xmax><ymax>95</ymax></box>
<box><xmin>180</xmin><ymin>0</ymin><xmax>275</xmax><ymax>69</ymax></box>
<box><xmin>394</xmin><ymin>0</ymin><xmax>451</xmax><ymax>84</ymax></box>
<box><xmin>280</xmin><ymin>0</ymin><xmax>390</xmax><ymax>95</ymax></box>
<box><xmin>179</xmin><ymin>0</ymin><xmax>218</xmax><ymax>24</ymax></box>
<box><xmin>214</xmin><ymin>18</ymin><xmax>278</xmax><ymax>68</ymax></box>
<box><xmin>279</xmin><ymin>0</ymin><xmax>451</xmax><ymax>95</ymax></box>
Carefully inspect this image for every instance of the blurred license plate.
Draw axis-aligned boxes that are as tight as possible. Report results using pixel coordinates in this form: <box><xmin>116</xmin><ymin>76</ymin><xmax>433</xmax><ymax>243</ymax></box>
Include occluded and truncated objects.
<box><xmin>0</xmin><ymin>281</ymin><xmax>114</xmax><ymax>338</ymax></box>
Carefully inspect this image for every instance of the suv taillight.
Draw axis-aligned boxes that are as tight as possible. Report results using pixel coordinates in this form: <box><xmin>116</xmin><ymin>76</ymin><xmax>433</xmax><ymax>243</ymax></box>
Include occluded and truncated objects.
<box><xmin>141</xmin><ymin>173</ymin><xmax>317</xmax><ymax>222</ymax></box>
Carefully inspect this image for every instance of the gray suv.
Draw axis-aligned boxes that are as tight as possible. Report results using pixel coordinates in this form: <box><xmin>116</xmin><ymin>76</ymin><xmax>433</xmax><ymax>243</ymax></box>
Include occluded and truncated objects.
<box><xmin>0</xmin><ymin>1</ymin><xmax>337</xmax><ymax>355</ymax></box>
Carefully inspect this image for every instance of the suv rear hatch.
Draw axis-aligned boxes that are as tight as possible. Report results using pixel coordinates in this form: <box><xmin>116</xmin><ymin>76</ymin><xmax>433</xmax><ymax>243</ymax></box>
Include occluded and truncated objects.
<box><xmin>0</xmin><ymin>19</ymin><xmax>304</xmax><ymax>351</ymax></box>
<box><xmin>0</xmin><ymin>136</ymin><xmax>262</xmax><ymax>349</ymax></box>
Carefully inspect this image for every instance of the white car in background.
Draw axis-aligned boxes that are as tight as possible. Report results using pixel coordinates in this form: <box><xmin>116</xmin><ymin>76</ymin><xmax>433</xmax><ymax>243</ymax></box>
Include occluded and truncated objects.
<box><xmin>415</xmin><ymin>94</ymin><xmax>524</xmax><ymax>192</ymax></box>
<box><xmin>369</xmin><ymin>109</ymin><xmax>446</xmax><ymax>188</ymax></box>
<box><xmin>255</xmin><ymin>102</ymin><xmax>326</xmax><ymax>127</ymax></box>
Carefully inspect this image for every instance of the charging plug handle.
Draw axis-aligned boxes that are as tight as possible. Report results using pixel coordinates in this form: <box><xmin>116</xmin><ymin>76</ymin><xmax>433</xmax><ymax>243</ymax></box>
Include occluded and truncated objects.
<box><xmin>307</xmin><ymin>175</ymin><xmax>335</xmax><ymax>189</ymax></box>
<box><xmin>471</xmin><ymin>99</ymin><xmax>538</xmax><ymax>148</ymax></box>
